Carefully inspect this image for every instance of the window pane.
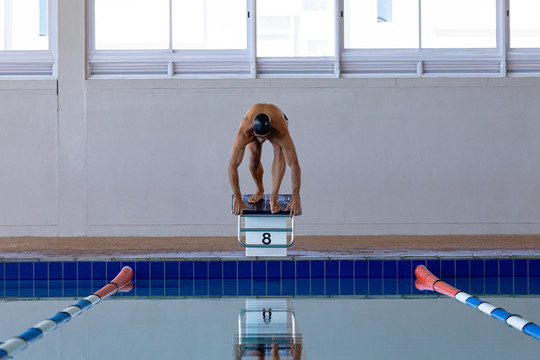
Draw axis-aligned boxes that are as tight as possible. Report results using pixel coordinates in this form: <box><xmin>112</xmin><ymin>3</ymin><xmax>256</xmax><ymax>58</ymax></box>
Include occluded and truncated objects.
<box><xmin>172</xmin><ymin>0</ymin><xmax>246</xmax><ymax>50</ymax></box>
<box><xmin>344</xmin><ymin>0</ymin><xmax>418</xmax><ymax>49</ymax></box>
<box><xmin>421</xmin><ymin>0</ymin><xmax>496</xmax><ymax>48</ymax></box>
<box><xmin>95</xmin><ymin>0</ymin><xmax>169</xmax><ymax>50</ymax></box>
<box><xmin>510</xmin><ymin>0</ymin><xmax>540</xmax><ymax>48</ymax></box>
<box><xmin>0</xmin><ymin>0</ymin><xmax>48</xmax><ymax>50</ymax></box>
<box><xmin>257</xmin><ymin>0</ymin><xmax>335</xmax><ymax>57</ymax></box>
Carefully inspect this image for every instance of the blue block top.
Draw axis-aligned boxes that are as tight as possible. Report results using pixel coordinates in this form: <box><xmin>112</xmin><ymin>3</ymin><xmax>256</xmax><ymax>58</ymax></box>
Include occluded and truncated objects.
<box><xmin>232</xmin><ymin>194</ymin><xmax>292</xmax><ymax>215</ymax></box>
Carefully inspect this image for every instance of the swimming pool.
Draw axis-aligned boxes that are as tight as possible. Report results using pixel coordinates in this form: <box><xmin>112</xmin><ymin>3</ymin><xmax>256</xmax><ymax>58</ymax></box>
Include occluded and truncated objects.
<box><xmin>1</xmin><ymin>257</ymin><xmax>539</xmax><ymax>359</ymax></box>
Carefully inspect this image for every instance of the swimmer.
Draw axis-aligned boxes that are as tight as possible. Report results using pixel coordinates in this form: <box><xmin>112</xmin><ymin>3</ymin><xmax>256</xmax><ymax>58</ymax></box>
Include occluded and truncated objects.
<box><xmin>229</xmin><ymin>103</ymin><xmax>302</xmax><ymax>216</ymax></box>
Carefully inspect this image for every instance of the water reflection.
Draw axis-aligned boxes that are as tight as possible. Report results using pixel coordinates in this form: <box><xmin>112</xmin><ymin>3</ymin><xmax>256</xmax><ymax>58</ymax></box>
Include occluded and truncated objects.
<box><xmin>234</xmin><ymin>299</ymin><xmax>302</xmax><ymax>359</ymax></box>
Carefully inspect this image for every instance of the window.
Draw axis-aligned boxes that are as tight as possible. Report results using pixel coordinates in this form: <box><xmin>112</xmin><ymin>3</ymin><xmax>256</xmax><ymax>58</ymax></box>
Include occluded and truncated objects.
<box><xmin>344</xmin><ymin>0</ymin><xmax>419</xmax><ymax>49</ymax></box>
<box><xmin>88</xmin><ymin>0</ymin><xmax>540</xmax><ymax>78</ymax></box>
<box><xmin>510</xmin><ymin>0</ymin><xmax>540</xmax><ymax>48</ymax></box>
<box><xmin>257</xmin><ymin>0</ymin><xmax>335</xmax><ymax>57</ymax></box>
<box><xmin>0</xmin><ymin>0</ymin><xmax>55</xmax><ymax>77</ymax></box>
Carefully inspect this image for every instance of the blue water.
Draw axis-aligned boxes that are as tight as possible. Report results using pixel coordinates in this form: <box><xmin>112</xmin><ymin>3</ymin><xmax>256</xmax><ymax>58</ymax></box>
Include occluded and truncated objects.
<box><xmin>1</xmin><ymin>258</ymin><xmax>539</xmax><ymax>359</ymax></box>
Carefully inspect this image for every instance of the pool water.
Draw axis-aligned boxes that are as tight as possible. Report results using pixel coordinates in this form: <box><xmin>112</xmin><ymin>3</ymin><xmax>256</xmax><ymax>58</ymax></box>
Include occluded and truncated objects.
<box><xmin>1</xmin><ymin>258</ymin><xmax>539</xmax><ymax>359</ymax></box>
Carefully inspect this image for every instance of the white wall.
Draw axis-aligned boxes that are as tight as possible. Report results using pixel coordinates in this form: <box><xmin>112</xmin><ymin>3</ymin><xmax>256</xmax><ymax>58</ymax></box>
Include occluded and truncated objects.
<box><xmin>1</xmin><ymin>0</ymin><xmax>539</xmax><ymax>237</ymax></box>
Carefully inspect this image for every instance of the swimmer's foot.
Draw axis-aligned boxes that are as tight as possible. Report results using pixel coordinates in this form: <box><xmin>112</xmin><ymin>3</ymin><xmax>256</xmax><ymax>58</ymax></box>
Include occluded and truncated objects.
<box><xmin>248</xmin><ymin>192</ymin><xmax>264</xmax><ymax>203</ymax></box>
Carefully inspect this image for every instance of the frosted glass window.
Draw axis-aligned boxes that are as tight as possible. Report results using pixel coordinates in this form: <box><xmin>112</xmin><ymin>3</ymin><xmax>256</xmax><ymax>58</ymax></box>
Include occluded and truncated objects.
<box><xmin>344</xmin><ymin>0</ymin><xmax>418</xmax><ymax>49</ymax></box>
<box><xmin>421</xmin><ymin>0</ymin><xmax>496</xmax><ymax>48</ymax></box>
<box><xmin>95</xmin><ymin>0</ymin><xmax>169</xmax><ymax>50</ymax></box>
<box><xmin>172</xmin><ymin>0</ymin><xmax>246</xmax><ymax>50</ymax></box>
<box><xmin>0</xmin><ymin>0</ymin><xmax>48</xmax><ymax>50</ymax></box>
<box><xmin>510</xmin><ymin>0</ymin><xmax>540</xmax><ymax>48</ymax></box>
<box><xmin>257</xmin><ymin>0</ymin><xmax>335</xmax><ymax>57</ymax></box>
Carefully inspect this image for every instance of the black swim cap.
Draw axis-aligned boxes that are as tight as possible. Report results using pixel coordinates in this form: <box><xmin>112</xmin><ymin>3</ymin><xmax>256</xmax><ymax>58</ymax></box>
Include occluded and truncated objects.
<box><xmin>253</xmin><ymin>113</ymin><xmax>271</xmax><ymax>135</ymax></box>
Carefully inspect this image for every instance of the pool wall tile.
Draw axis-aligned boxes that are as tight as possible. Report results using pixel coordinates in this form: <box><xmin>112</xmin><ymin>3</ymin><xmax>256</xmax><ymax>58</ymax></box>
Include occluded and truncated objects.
<box><xmin>180</xmin><ymin>261</ymin><xmax>194</xmax><ymax>296</ymax></box>
<box><xmin>209</xmin><ymin>261</ymin><xmax>223</xmax><ymax>296</ymax></box>
<box><xmin>325</xmin><ymin>261</ymin><xmax>339</xmax><ymax>295</ymax></box>
<box><xmin>339</xmin><ymin>260</ymin><xmax>353</xmax><ymax>295</ymax></box>
<box><xmin>310</xmin><ymin>261</ymin><xmax>324</xmax><ymax>296</ymax></box>
<box><xmin>150</xmin><ymin>262</ymin><xmax>165</xmax><ymax>297</ymax></box>
<box><xmin>194</xmin><ymin>261</ymin><xmax>208</xmax><ymax>296</ymax></box>
<box><xmin>135</xmin><ymin>262</ymin><xmax>150</xmax><ymax>297</ymax></box>
<box><xmin>383</xmin><ymin>260</ymin><xmax>397</xmax><ymax>295</ymax></box>
<box><xmin>267</xmin><ymin>261</ymin><xmax>281</xmax><ymax>296</ymax></box>
<box><xmin>281</xmin><ymin>261</ymin><xmax>295</xmax><ymax>296</ymax></box>
<box><xmin>2</xmin><ymin>258</ymin><xmax>540</xmax><ymax>299</ymax></box>
<box><xmin>354</xmin><ymin>261</ymin><xmax>368</xmax><ymax>295</ymax></box>
<box><xmin>237</xmin><ymin>261</ymin><xmax>252</xmax><ymax>296</ymax></box>
<box><xmin>34</xmin><ymin>263</ymin><xmax>48</xmax><ymax>298</ymax></box>
<box><xmin>223</xmin><ymin>261</ymin><xmax>237</xmax><ymax>296</ymax></box>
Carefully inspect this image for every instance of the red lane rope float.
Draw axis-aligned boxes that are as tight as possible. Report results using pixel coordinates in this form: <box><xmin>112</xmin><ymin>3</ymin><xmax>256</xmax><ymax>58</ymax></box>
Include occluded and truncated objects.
<box><xmin>415</xmin><ymin>265</ymin><xmax>540</xmax><ymax>341</ymax></box>
<box><xmin>0</xmin><ymin>266</ymin><xmax>133</xmax><ymax>359</ymax></box>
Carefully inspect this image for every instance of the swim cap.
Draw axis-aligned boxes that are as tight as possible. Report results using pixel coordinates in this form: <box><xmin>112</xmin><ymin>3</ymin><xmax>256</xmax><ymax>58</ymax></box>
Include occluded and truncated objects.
<box><xmin>253</xmin><ymin>113</ymin><xmax>271</xmax><ymax>135</ymax></box>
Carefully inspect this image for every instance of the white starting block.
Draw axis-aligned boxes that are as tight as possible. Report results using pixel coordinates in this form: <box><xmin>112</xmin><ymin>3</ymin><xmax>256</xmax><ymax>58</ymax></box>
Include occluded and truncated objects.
<box><xmin>233</xmin><ymin>194</ymin><xmax>295</xmax><ymax>257</ymax></box>
<box><xmin>234</xmin><ymin>299</ymin><xmax>301</xmax><ymax>358</ymax></box>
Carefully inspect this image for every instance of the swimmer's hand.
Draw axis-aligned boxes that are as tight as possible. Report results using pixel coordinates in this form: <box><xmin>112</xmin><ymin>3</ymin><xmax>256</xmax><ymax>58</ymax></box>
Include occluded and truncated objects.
<box><xmin>232</xmin><ymin>196</ymin><xmax>246</xmax><ymax>215</ymax></box>
<box><xmin>285</xmin><ymin>195</ymin><xmax>302</xmax><ymax>217</ymax></box>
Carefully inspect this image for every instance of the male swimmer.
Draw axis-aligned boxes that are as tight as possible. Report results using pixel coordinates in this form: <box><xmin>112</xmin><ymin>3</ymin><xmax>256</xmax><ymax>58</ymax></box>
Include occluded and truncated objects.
<box><xmin>229</xmin><ymin>103</ymin><xmax>302</xmax><ymax>216</ymax></box>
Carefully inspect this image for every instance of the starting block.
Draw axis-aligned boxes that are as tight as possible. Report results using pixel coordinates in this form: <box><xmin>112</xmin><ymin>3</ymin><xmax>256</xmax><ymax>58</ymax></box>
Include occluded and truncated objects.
<box><xmin>233</xmin><ymin>194</ymin><xmax>295</xmax><ymax>257</ymax></box>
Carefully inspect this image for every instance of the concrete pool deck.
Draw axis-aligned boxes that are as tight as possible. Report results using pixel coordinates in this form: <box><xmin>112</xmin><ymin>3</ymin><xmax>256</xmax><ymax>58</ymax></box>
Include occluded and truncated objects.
<box><xmin>0</xmin><ymin>235</ymin><xmax>539</xmax><ymax>260</ymax></box>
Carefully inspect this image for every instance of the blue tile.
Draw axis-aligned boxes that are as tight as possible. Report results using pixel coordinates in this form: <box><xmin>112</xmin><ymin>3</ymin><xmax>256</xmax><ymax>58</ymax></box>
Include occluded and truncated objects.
<box><xmin>253</xmin><ymin>261</ymin><xmax>266</xmax><ymax>296</ymax></box>
<box><xmin>440</xmin><ymin>260</ymin><xmax>456</xmax><ymax>287</ymax></box>
<box><xmin>296</xmin><ymin>261</ymin><xmax>310</xmax><ymax>296</ymax></box>
<box><xmin>339</xmin><ymin>260</ymin><xmax>353</xmax><ymax>295</ymax></box>
<box><xmin>455</xmin><ymin>260</ymin><xmax>470</xmax><ymax>293</ymax></box>
<box><xmin>0</xmin><ymin>263</ymin><xmax>4</xmax><ymax>297</ymax></box>
<box><xmin>238</xmin><ymin>261</ymin><xmax>252</xmax><ymax>296</ymax></box>
<box><xmin>530</xmin><ymin>277</ymin><xmax>540</xmax><ymax>295</ymax></box>
<box><xmin>530</xmin><ymin>260</ymin><xmax>540</xmax><ymax>277</ymax></box>
<box><xmin>267</xmin><ymin>261</ymin><xmax>281</xmax><ymax>296</ymax></box>
<box><xmin>514</xmin><ymin>260</ymin><xmax>528</xmax><ymax>295</ymax></box>
<box><xmin>92</xmin><ymin>262</ymin><xmax>107</xmax><ymax>293</ymax></box>
<box><xmin>470</xmin><ymin>260</ymin><xmax>484</xmax><ymax>295</ymax></box>
<box><xmin>426</xmin><ymin>260</ymin><xmax>441</xmax><ymax>278</ymax></box>
<box><xmin>281</xmin><ymin>261</ymin><xmax>295</xmax><ymax>296</ymax></box>
<box><xmin>383</xmin><ymin>260</ymin><xmax>397</xmax><ymax>295</ymax></box>
<box><xmin>150</xmin><ymin>262</ymin><xmax>165</xmax><ymax>297</ymax></box>
<box><xmin>369</xmin><ymin>261</ymin><xmax>383</xmax><ymax>295</ymax></box>
<box><xmin>34</xmin><ymin>263</ymin><xmax>48</xmax><ymax>297</ymax></box>
<box><xmin>223</xmin><ymin>261</ymin><xmax>237</xmax><ymax>296</ymax></box>
<box><xmin>63</xmin><ymin>262</ymin><xmax>77</xmax><ymax>297</ymax></box>
<box><xmin>397</xmin><ymin>260</ymin><xmax>412</xmax><ymax>295</ymax></box>
<box><xmin>499</xmin><ymin>260</ymin><xmax>513</xmax><ymax>295</ymax></box>
<box><xmin>209</xmin><ymin>261</ymin><xmax>223</xmax><ymax>296</ymax></box>
<box><xmin>485</xmin><ymin>260</ymin><xmax>498</xmax><ymax>277</ymax></box>
<box><xmin>165</xmin><ymin>262</ymin><xmax>179</xmax><ymax>297</ymax></box>
<box><xmin>20</xmin><ymin>263</ymin><xmax>34</xmax><ymax>297</ymax></box>
<box><xmin>325</xmin><ymin>261</ymin><xmax>339</xmax><ymax>295</ymax></box>
<box><xmin>77</xmin><ymin>262</ymin><xmax>92</xmax><ymax>297</ymax></box>
<box><xmin>107</xmin><ymin>262</ymin><xmax>121</xmax><ymax>281</ymax></box>
<box><xmin>135</xmin><ymin>262</ymin><xmax>150</xmax><ymax>297</ymax></box>
<box><xmin>194</xmin><ymin>261</ymin><xmax>208</xmax><ymax>296</ymax></box>
<box><xmin>355</xmin><ymin>261</ymin><xmax>368</xmax><ymax>295</ymax></box>
<box><xmin>311</xmin><ymin>261</ymin><xmax>324</xmax><ymax>295</ymax></box>
<box><xmin>180</xmin><ymin>262</ymin><xmax>194</xmax><ymax>296</ymax></box>
<box><xmin>20</xmin><ymin>262</ymin><xmax>33</xmax><ymax>280</ymax></box>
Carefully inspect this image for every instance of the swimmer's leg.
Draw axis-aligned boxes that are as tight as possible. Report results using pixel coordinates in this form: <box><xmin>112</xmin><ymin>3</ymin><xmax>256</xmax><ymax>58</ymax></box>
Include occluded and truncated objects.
<box><xmin>270</xmin><ymin>143</ymin><xmax>286</xmax><ymax>213</ymax></box>
<box><xmin>247</xmin><ymin>141</ymin><xmax>264</xmax><ymax>203</ymax></box>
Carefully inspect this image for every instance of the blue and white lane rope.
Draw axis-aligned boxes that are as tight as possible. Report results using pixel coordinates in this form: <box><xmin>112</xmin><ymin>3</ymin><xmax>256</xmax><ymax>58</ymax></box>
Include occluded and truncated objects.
<box><xmin>415</xmin><ymin>265</ymin><xmax>540</xmax><ymax>341</ymax></box>
<box><xmin>0</xmin><ymin>266</ymin><xmax>133</xmax><ymax>359</ymax></box>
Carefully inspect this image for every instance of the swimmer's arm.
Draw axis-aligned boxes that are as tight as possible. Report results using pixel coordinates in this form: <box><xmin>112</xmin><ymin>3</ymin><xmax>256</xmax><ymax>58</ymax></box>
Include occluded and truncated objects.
<box><xmin>228</xmin><ymin>137</ymin><xmax>247</xmax><ymax>214</ymax></box>
<box><xmin>279</xmin><ymin>136</ymin><xmax>302</xmax><ymax>215</ymax></box>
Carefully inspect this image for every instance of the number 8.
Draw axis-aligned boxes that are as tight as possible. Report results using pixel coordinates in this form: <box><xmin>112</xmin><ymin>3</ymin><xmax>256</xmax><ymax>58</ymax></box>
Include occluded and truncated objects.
<box><xmin>262</xmin><ymin>232</ymin><xmax>271</xmax><ymax>245</ymax></box>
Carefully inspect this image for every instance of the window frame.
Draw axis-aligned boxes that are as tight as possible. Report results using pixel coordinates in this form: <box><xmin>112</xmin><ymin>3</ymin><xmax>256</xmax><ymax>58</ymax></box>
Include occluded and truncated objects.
<box><xmin>0</xmin><ymin>0</ymin><xmax>57</xmax><ymax>79</ymax></box>
<box><xmin>87</xmin><ymin>0</ymin><xmax>540</xmax><ymax>79</ymax></box>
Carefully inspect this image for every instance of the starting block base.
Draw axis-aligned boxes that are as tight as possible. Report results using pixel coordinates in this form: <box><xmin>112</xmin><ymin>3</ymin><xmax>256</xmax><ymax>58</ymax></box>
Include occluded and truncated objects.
<box><xmin>234</xmin><ymin>194</ymin><xmax>294</xmax><ymax>257</ymax></box>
